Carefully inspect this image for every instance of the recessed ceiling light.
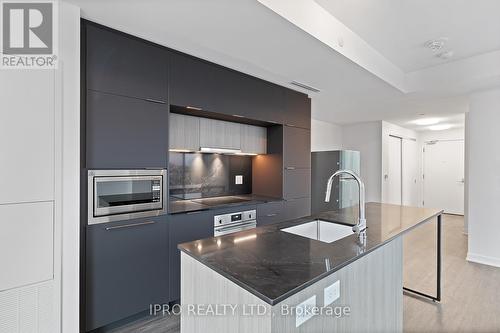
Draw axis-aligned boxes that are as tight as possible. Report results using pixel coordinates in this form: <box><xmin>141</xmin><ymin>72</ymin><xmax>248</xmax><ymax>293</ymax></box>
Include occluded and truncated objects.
<box><xmin>425</xmin><ymin>37</ymin><xmax>448</xmax><ymax>51</ymax></box>
<box><xmin>428</xmin><ymin>124</ymin><xmax>453</xmax><ymax>131</ymax></box>
<box><xmin>411</xmin><ymin>118</ymin><xmax>441</xmax><ymax>126</ymax></box>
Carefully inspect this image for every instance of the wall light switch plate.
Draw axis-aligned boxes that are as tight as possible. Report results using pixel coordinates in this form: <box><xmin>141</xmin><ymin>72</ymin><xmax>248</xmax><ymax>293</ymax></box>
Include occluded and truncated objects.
<box><xmin>324</xmin><ymin>280</ymin><xmax>340</xmax><ymax>306</ymax></box>
<box><xmin>235</xmin><ymin>175</ymin><xmax>243</xmax><ymax>185</ymax></box>
<box><xmin>296</xmin><ymin>295</ymin><xmax>316</xmax><ymax>328</ymax></box>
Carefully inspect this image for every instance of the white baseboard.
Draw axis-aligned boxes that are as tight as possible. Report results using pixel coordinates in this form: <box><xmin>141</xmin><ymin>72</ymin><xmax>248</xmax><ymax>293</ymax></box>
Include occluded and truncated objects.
<box><xmin>466</xmin><ymin>253</ymin><xmax>500</xmax><ymax>268</ymax></box>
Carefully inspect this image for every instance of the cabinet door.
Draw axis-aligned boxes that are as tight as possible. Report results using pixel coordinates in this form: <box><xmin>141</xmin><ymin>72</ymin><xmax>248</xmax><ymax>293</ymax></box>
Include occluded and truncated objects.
<box><xmin>169</xmin><ymin>211</ymin><xmax>213</xmax><ymax>301</ymax></box>
<box><xmin>169</xmin><ymin>53</ymin><xmax>220</xmax><ymax>111</ymax></box>
<box><xmin>86</xmin><ymin>24</ymin><xmax>168</xmax><ymax>102</ymax></box>
<box><xmin>284</xmin><ymin>168</ymin><xmax>311</xmax><ymax>199</ymax></box>
<box><xmin>169</xmin><ymin>113</ymin><xmax>200</xmax><ymax>151</ymax></box>
<box><xmin>284</xmin><ymin>89</ymin><xmax>311</xmax><ymax>129</ymax></box>
<box><xmin>284</xmin><ymin>198</ymin><xmax>311</xmax><ymax>220</ymax></box>
<box><xmin>283</xmin><ymin>126</ymin><xmax>311</xmax><ymax>169</ymax></box>
<box><xmin>241</xmin><ymin>124</ymin><xmax>267</xmax><ymax>155</ymax></box>
<box><xmin>199</xmin><ymin>118</ymin><xmax>241</xmax><ymax>150</ymax></box>
<box><xmin>220</xmin><ymin>72</ymin><xmax>284</xmax><ymax>124</ymax></box>
<box><xmin>257</xmin><ymin>201</ymin><xmax>285</xmax><ymax>226</ymax></box>
<box><xmin>86</xmin><ymin>90</ymin><xmax>169</xmax><ymax>168</ymax></box>
<box><xmin>86</xmin><ymin>216</ymin><xmax>169</xmax><ymax>331</ymax></box>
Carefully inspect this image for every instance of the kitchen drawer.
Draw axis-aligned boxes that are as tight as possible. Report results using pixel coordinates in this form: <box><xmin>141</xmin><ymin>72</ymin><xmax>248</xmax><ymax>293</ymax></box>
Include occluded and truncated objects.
<box><xmin>85</xmin><ymin>216</ymin><xmax>169</xmax><ymax>331</ymax></box>
<box><xmin>284</xmin><ymin>198</ymin><xmax>311</xmax><ymax>220</ymax></box>
<box><xmin>284</xmin><ymin>168</ymin><xmax>311</xmax><ymax>199</ymax></box>
<box><xmin>257</xmin><ymin>201</ymin><xmax>285</xmax><ymax>226</ymax></box>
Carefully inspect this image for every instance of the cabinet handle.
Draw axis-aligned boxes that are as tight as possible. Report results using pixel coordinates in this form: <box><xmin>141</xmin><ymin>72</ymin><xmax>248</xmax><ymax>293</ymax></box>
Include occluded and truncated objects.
<box><xmin>145</xmin><ymin>98</ymin><xmax>166</xmax><ymax>104</ymax></box>
<box><xmin>186</xmin><ymin>211</ymin><xmax>205</xmax><ymax>215</ymax></box>
<box><xmin>285</xmin><ymin>123</ymin><xmax>297</xmax><ymax>127</ymax></box>
<box><xmin>105</xmin><ymin>221</ymin><xmax>156</xmax><ymax>231</ymax></box>
<box><xmin>266</xmin><ymin>213</ymin><xmax>278</xmax><ymax>217</ymax></box>
<box><xmin>285</xmin><ymin>167</ymin><xmax>296</xmax><ymax>170</ymax></box>
<box><xmin>186</xmin><ymin>106</ymin><xmax>203</xmax><ymax>111</ymax></box>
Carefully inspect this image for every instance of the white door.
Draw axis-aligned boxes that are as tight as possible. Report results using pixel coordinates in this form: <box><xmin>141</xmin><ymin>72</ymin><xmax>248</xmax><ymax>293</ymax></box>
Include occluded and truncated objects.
<box><xmin>402</xmin><ymin>139</ymin><xmax>419</xmax><ymax>207</ymax></box>
<box><xmin>423</xmin><ymin>140</ymin><xmax>465</xmax><ymax>215</ymax></box>
<box><xmin>386</xmin><ymin>136</ymin><xmax>402</xmax><ymax>205</ymax></box>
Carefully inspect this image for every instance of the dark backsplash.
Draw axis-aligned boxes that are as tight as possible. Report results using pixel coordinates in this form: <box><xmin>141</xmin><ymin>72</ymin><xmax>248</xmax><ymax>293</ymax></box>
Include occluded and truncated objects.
<box><xmin>169</xmin><ymin>152</ymin><xmax>252</xmax><ymax>201</ymax></box>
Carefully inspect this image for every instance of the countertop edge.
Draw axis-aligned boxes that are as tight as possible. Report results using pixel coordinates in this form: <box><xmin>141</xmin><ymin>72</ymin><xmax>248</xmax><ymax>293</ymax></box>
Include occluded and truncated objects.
<box><xmin>178</xmin><ymin>208</ymin><xmax>444</xmax><ymax>306</ymax></box>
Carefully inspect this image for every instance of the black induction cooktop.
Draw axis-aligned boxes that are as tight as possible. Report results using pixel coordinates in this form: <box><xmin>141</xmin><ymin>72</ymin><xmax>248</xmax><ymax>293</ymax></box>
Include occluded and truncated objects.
<box><xmin>191</xmin><ymin>196</ymin><xmax>252</xmax><ymax>206</ymax></box>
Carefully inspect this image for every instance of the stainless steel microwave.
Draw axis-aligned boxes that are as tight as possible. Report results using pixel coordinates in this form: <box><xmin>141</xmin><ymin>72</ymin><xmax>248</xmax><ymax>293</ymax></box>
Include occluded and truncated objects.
<box><xmin>88</xmin><ymin>169</ymin><xmax>167</xmax><ymax>225</ymax></box>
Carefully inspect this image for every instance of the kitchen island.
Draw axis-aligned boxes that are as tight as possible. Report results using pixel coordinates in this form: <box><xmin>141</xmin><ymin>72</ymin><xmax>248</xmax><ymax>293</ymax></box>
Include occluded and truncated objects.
<box><xmin>178</xmin><ymin>203</ymin><xmax>442</xmax><ymax>333</ymax></box>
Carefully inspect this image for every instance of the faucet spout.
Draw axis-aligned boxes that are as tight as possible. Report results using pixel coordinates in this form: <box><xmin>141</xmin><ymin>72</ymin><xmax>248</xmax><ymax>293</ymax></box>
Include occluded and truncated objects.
<box><xmin>325</xmin><ymin>169</ymin><xmax>367</xmax><ymax>235</ymax></box>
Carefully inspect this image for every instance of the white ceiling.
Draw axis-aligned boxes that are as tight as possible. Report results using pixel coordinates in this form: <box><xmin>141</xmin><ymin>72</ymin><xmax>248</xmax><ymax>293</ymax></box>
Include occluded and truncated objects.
<box><xmin>315</xmin><ymin>0</ymin><xmax>500</xmax><ymax>72</ymax></box>
<box><xmin>67</xmin><ymin>0</ymin><xmax>496</xmax><ymax>127</ymax></box>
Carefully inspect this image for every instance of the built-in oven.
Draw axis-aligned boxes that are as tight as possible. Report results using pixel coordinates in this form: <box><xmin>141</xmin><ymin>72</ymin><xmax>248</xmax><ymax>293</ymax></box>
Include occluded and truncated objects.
<box><xmin>88</xmin><ymin>169</ymin><xmax>167</xmax><ymax>225</ymax></box>
<box><xmin>213</xmin><ymin>210</ymin><xmax>257</xmax><ymax>236</ymax></box>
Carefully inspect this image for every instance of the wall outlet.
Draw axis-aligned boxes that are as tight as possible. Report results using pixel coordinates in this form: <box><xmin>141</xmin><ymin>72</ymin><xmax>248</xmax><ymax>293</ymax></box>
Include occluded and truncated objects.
<box><xmin>295</xmin><ymin>295</ymin><xmax>316</xmax><ymax>328</ymax></box>
<box><xmin>324</xmin><ymin>280</ymin><xmax>340</xmax><ymax>306</ymax></box>
<box><xmin>235</xmin><ymin>175</ymin><xmax>243</xmax><ymax>185</ymax></box>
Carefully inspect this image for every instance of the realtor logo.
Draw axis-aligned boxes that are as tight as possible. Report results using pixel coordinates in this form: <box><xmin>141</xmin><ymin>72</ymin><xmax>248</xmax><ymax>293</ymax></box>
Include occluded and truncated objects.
<box><xmin>1</xmin><ymin>0</ymin><xmax>58</xmax><ymax>69</ymax></box>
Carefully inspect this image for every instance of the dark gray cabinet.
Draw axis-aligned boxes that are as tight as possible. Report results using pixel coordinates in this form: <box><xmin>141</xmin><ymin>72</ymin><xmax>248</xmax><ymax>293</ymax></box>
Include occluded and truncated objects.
<box><xmin>169</xmin><ymin>52</ymin><xmax>284</xmax><ymax>124</ymax></box>
<box><xmin>284</xmin><ymin>90</ymin><xmax>311</xmax><ymax>129</ymax></box>
<box><xmin>283</xmin><ymin>126</ymin><xmax>311</xmax><ymax>169</ymax></box>
<box><xmin>85</xmin><ymin>216</ymin><xmax>169</xmax><ymax>331</ymax></box>
<box><xmin>284</xmin><ymin>168</ymin><xmax>311</xmax><ymax>199</ymax></box>
<box><xmin>86</xmin><ymin>24</ymin><xmax>169</xmax><ymax>103</ymax></box>
<box><xmin>284</xmin><ymin>198</ymin><xmax>311</xmax><ymax>220</ymax></box>
<box><xmin>86</xmin><ymin>90</ymin><xmax>169</xmax><ymax>168</ymax></box>
<box><xmin>169</xmin><ymin>53</ymin><xmax>222</xmax><ymax>112</ymax></box>
<box><xmin>257</xmin><ymin>201</ymin><xmax>285</xmax><ymax>226</ymax></box>
<box><xmin>169</xmin><ymin>210</ymin><xmax>213</xmax><ymax>301</ymax></box>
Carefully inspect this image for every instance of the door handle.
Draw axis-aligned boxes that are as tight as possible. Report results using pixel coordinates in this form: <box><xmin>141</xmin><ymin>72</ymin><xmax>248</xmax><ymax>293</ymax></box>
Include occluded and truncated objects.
<box><xmin>105</xmin><ymin>221</ymin><xmax>156</xmax><ymax>231</ymax></box>
<box><xmin>266</xmin><ymin>213</ymin><xmax>277</xmax><ymax>217</ymax></box>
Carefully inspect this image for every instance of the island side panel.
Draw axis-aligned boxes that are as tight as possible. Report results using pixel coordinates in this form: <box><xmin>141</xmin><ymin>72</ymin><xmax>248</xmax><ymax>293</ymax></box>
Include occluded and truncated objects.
<box><xmin>271</xmin><ymin>237</ymin><xmax>403</xmax><ymax>333</ymax></box>
<box><xmin>180</xmin><ymin>253</ymin><xmax>272</xmax><ymax>333</ymax></box>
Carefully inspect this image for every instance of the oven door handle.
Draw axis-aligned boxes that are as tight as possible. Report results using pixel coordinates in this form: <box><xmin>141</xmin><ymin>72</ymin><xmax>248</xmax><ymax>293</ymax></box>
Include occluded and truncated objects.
<box><xmin>215</xmin><ymin>221</ymin><xmax>256</xmax><ymax>234</ymax></box>
<box><xmin>105</xmin><ymin>221</ymin><xmax>156</xmax><ymax>231</ymax></box>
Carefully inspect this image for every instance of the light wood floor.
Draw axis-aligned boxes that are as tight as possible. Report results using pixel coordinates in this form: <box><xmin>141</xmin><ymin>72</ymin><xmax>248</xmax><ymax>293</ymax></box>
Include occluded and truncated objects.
<box><xmin>110</xmin><ymin>214</ymin><xmax>500</xmax><ymax>333</ymax></box>
<box><xmin>404</xmin><ymin>214</ymin><xmax>500</xmax><ymax>333</ymax></box>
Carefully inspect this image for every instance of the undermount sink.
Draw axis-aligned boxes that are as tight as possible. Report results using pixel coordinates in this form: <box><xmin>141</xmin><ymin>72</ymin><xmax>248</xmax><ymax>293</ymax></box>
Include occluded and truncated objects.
<box><xmin>281</xmin><ymin>220</ymin><xmax>354</xmax><ymax>243</ymax></box>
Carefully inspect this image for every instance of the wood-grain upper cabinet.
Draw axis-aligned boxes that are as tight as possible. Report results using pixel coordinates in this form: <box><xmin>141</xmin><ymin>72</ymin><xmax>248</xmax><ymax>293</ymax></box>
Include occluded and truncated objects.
<box><xmin>199</xmin><ymin>118</ymin><xmax>241</xmax><ymax>150</ymax></box>
<box><xmin>284</xmin><ymin>89</ymin><xmax>311</xmax><ymax>129</ymax></box>
<box><xmin>169</xmin><ymin>113</ymin><xmax>200</xmax><ymax>151</ymax></box>
<box><xmin>86</xmin><ymin>90</ymin><xmax>169</xmax><ymax>168</ymax></box>
<box><xmin>240</xmin><ymin>124</ymin><xmax>267</xmax><ymax>155</ymax></box>
<box><xmin>86</xmin><ymin>24</ymin><xmax>168</xmax><ymax>103</ymax></box>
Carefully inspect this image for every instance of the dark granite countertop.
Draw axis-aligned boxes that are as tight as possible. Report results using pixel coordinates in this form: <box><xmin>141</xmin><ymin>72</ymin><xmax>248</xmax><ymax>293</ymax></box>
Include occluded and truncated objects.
<box><xmin>169</xmin><ymin>194</ymin><xmax>283</xmax><ymax>214</ymax></box>
<box><xmin>178</xmin><ymin>202</ymin><xmax>443</xmax><ymax>305</ymax></box>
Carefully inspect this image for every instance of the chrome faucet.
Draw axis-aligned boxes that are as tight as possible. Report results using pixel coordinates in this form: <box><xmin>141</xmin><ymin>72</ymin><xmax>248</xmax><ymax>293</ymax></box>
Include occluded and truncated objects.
<box><xmin>325</xmin><ymin>169</ymin><xmax>367</xmax><ymax>236</ymax></box>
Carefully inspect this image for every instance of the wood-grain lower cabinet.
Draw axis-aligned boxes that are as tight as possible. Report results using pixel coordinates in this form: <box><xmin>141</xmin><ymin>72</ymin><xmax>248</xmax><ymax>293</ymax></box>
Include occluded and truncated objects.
<box><xmin>169</xmin><ymin>211</ymin><xmax>213</xmax><ymax>301</ymax></box>
<box><xmin>85</xmin><ymin>216</ymin><xmax>169</xmax><ymax>331</ymax></box>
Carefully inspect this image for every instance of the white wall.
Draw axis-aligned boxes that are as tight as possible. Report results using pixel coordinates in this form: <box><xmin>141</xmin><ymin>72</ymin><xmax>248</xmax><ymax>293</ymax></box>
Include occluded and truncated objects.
<box><xmin>0</xmin><ymin>2</ymin><xmax>80</xmax><ymax>332</ymax></box>
<box><xmin>419</xmin><ymin>128</ymin><xmax>465</xmax><ymax>142</ymax></box>
<box><xmin>311</xmin><ymin>118</ymin><xmax>343</xmax><ymax>151</ymax></box>
<box><xmin>466</xmin><ymin>88</ymin><xmax>500</xmax><ymax>267</ymax></box>
<box><xmin>342</xmin><ymin>122</ymin><xmax>383</xmax><ymax>202</ymax></box>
